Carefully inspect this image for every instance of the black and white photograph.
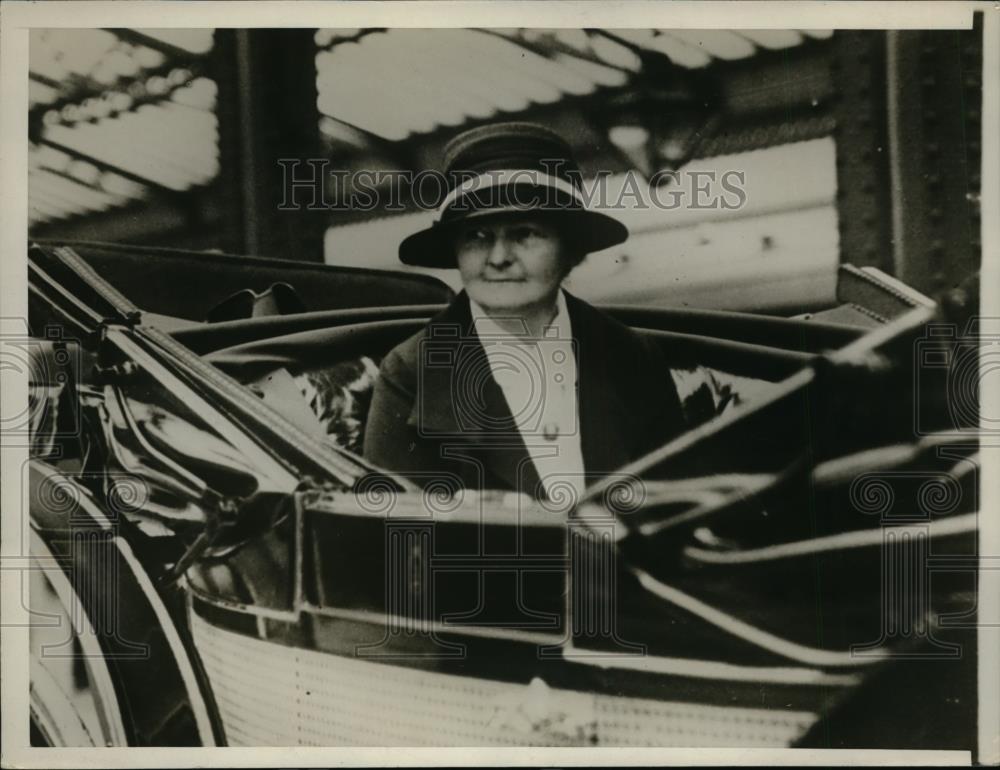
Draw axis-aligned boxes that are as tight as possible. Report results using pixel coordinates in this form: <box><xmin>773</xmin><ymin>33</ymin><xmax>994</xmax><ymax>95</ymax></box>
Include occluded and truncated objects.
<box><xmin>1</xmin><ymin>2</ymin><xmax>997</xmax><ymax>766</ymax></box>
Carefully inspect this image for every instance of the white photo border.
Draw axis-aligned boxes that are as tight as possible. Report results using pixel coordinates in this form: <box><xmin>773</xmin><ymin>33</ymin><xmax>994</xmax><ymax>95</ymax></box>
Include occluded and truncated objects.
<box><xmin>1</xmin><ymin>2</ymin><xmax>996</xmax><ymax>767</ymax></box>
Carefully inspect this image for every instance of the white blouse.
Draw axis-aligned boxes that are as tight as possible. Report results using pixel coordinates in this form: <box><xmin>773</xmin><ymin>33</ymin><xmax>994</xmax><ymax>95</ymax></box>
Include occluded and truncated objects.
<box><xmin>468</xmin><ymin>290</ymin><xmax>586</xmax><ymax>504</ymax></box>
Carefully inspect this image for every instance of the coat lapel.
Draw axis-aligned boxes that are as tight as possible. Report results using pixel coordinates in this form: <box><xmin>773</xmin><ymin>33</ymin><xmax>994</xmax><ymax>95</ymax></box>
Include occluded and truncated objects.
<box><xmin>564</xmin><ymin>292</ymin><xmax>633</xmax><ymax>480</ymax></box>
<box><xmin>406</xmin><ymin>292</ymin><xmax>542</xmax><ymax>495</ymax></box>
<box><xmin>403</xmin><ymin>290</ymin><xmax>638</xmax><ymax>496</ymax></box>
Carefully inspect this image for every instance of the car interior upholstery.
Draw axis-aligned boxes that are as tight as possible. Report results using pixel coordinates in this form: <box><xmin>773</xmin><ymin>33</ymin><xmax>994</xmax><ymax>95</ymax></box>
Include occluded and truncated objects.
<box><xmin>194</xmin><ymin>316</ymin><xmax>811</xmax><ymax>457</ymax></box>
<box><xmin>41</xmin><ymin>242</ymin><xmax>870</xmax><ymax>463</ymax></box>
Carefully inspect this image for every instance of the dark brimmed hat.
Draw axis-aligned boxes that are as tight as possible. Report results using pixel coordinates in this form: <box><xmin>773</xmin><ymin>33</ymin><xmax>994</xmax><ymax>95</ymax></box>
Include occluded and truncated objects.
<box><xmin>399</xmin><ymin>122</ymin><xmax>628</xmax><ymax>268</ymax></box>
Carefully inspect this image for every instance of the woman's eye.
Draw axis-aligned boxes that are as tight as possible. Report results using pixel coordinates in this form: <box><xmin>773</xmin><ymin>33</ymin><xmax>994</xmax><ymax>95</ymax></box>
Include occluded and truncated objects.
<box><xmin>462</xmin><ymin>229</ymin><xmax>490</xmax><ymax>245</ymax></box>
<box><xmin>512</xmin><ymin>227</ymin><xmax>541</xmax><ymax>242</ymax></box>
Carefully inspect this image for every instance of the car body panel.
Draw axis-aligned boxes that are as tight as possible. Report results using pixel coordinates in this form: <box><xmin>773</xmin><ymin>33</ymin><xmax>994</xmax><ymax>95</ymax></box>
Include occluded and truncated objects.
<box><xmin>25</xmin><ymin>241</ymin><xmax>979</xmax><ymax>749</ymax></box>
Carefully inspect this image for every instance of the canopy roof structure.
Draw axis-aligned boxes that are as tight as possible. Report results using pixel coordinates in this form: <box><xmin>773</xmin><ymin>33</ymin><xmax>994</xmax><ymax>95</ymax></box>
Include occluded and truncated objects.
<box><xmin>29</xmin><ymin>27</ymin><xmax>832</xmax><ymax>231</ymax></box>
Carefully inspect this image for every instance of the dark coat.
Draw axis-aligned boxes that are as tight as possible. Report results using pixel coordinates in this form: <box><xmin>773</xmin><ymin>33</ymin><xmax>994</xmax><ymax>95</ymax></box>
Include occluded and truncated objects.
<box><xmin>362</xmin><ymin>290</ymin><xmax>687</xmax><ymax>498</ymax></box>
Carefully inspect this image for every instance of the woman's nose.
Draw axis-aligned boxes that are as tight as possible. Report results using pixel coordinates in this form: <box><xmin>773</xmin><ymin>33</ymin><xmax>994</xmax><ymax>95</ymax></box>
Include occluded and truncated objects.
<box><xmin>486</xmin><ymin>237</ymin><xmax>513</xmax><ymax>266</ymax></box>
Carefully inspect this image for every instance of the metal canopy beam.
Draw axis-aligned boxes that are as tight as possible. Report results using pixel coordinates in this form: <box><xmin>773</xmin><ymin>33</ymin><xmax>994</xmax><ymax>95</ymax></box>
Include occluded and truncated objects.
<box><xmin>211</xmin><ymin>29</ymin><xmax>326</xmax><ymax>261</ymax></box>
<box><xmin>829</xmin><ymin>31</ymin><xmax>895</xmax><ymax>276</ymax></box>
<box><xmin>831</xmin><ymin>26</ymin><xmax>982</xmax><ymax>298</ymax></box>
<box><xmin>885</xmin><ymin>26</ymin><xmax>982</xmax><ymax>297</ymax></box>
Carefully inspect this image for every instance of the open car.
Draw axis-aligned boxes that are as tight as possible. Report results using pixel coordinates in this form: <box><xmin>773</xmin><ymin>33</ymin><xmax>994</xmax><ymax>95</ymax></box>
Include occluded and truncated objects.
<box><xmin>25</xmin><ymin>240</ymin><xmax>980</xmax><ymax>750</ymax></box>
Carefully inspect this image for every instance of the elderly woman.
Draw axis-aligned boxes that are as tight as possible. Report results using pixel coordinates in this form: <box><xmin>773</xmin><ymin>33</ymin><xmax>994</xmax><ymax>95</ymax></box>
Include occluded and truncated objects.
<box><xmin>363</xmin><ymin>123</ymin><xmax>688</xmax><ymax>501</ymax></box>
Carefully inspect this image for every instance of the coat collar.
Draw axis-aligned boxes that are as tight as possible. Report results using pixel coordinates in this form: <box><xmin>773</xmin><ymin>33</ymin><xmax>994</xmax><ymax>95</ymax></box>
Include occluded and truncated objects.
<box><xmin>407</xmin><ymin>290</ymin><xmax>632</xmax><ymax>494</ymax></box>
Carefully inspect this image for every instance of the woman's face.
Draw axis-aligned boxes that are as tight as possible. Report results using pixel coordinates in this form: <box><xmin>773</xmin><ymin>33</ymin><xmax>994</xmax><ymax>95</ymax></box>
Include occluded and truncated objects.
<box><xmin>453</xmin><ymin>215</ymin><xmax>571</xmax><ymax>313</ymax></box>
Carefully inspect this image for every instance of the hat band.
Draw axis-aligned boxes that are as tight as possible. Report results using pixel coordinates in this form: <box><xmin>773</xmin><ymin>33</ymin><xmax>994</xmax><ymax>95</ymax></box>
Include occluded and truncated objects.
<box><xmin>437</xmin><ymin>169</ymin><xmax>585</xmax><ymax>216</ymax></box>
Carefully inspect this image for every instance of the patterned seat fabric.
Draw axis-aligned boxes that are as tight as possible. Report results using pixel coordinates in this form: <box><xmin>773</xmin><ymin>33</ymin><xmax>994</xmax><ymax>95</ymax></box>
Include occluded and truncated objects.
<box><xmin>293</xmin><ymin>356</ymin><xmax>381</xmax><ymax>455</ymax></box>
<box><xmin>292</xmin><ymin>356</ymin><xmax>769</xmax><ymax>455</ymax></box>
<box><xmin>668</xmin><ymin>366</ymin><xmax>772</xmax><ymax>425</ymax></box>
